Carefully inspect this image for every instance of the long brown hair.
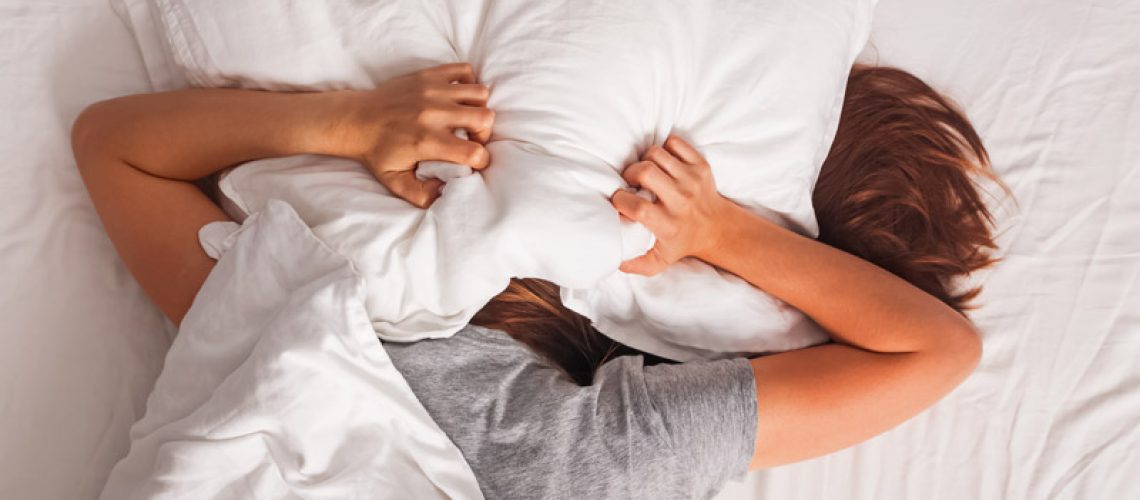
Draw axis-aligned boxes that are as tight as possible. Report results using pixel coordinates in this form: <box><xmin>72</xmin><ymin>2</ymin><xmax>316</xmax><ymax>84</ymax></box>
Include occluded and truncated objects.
<box><xmin>472</xmin><ymin>65</ymin><xmax>1003</xmax><ymax>382</ymax></box>
<box><xmin>814</xmin><ymin>65</ymin><xmax>1000</xmax><ymax>311</ymax></box>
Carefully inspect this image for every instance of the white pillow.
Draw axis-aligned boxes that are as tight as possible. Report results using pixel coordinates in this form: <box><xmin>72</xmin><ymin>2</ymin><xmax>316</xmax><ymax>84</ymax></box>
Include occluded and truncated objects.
<box><xmin>116</xmin><ymin>0</ymin><xmax>875</xmax><ymax>360</ymax></box>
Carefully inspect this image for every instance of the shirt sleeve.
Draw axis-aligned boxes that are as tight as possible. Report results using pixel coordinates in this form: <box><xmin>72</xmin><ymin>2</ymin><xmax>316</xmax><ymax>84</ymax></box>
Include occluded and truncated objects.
<box><xmin>635</xmin><ymin>357</ymin><xmax>758</xmax><ymax>494</ymax></box>
<box><xmin>579</xmin><ymin>355</ymin><xmax>758</xmax><ymax>498</ymax></box>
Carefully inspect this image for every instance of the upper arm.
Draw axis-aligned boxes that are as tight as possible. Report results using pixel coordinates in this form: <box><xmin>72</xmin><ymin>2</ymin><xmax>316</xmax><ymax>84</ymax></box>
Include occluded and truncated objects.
<box><xmin>748</xmin><ymin>331</ymin><xmax>981</xmax><ymax>469</ymax></box>
<box><xmin>73</xmin><ymin>104</ymin><xmax>230</xmax><ymax>325</ymax></box>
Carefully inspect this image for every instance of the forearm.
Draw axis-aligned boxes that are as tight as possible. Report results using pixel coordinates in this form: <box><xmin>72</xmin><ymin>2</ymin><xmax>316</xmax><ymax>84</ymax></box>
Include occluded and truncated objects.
<box><xmin>611</xmin><ymin>136</ymin><xmax>983</xmax><ymax>468</ymax></box>
<box><xmin>704</xmin><ymin>205</ymin><xmax>980</xmax><ymax>467</ymax></box>
<box><xmin>698</xmin><ymin>202</ymin><xmax>976</xmax><ymax>354</ymax></box>
<box><xmin>72</xmin><ymin>88</ymin><xmax>356</xmax><ymax>181</ymax></box>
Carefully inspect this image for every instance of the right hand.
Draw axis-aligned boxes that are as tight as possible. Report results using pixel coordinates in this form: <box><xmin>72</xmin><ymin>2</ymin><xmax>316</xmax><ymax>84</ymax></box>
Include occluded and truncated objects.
<box><xmin>332</xmin><ymin>63</ymin><xmax>495</xmax><ymax>207</ymax></box>
<box><xmin>610</xmin><ymin>135</ymin><xmax>738</xmax><ymax>276</ymax></box>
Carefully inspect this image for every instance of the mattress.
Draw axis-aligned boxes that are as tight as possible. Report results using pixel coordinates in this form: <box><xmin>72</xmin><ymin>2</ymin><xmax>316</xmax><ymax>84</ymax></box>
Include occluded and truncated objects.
<box><xmin>0</xmin><ymin>1</ymin><xmax>1136</xmax><ymax>499</ymax></box>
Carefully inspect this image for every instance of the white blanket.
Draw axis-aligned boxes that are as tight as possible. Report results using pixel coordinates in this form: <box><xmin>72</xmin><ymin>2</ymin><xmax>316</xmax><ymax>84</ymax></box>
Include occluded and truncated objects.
<box><xmin>100</xmin><ymin>201</ymin><xmax>482</xmax><ymax>500</ymax></box>
<box><xmin>116</xmin><ymin>0</ymin><xmax>876</xmax><ymax>361</ymax></box>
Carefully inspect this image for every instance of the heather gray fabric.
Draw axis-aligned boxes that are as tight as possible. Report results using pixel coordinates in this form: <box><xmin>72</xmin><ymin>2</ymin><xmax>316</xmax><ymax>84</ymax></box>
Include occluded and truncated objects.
<box><xmin>382</xmin><ymin>325</ymin><xmax>757</xmax><ymax>499</ymax></box>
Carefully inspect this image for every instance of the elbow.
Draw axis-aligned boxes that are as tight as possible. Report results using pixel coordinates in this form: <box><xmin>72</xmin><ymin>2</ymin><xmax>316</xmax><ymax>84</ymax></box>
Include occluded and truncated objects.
<box><xmin>71</xmin><ymin>99</ymin><xmax>118</xmax><ymax>172</ymax></box>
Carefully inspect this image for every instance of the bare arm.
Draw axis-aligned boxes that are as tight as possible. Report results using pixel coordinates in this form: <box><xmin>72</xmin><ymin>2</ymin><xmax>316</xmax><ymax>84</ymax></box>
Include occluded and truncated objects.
<box><xmin>611</xmin><ymin>135</ymin><xmax>981</xmax><ymax>469</ymax></box>
<box><xmin>73</xmin><ymin>63</ymin><xmax>493</xmax><ymax>325</ymax></box>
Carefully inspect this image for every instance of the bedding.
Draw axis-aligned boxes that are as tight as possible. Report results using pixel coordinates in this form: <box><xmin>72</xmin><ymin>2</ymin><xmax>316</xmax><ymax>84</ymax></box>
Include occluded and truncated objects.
<box><xmin>115</xmin><ymin>0</ymin><xmax>877</xmax><ymax>361</ymax></box>
<box><xmin>3</xmin><ymin>1</ymin><xmax>1139</xmax><ymax>499</ymax></box>
<box><xmin>717</xmin><ymin>2</ymin><xmax>1140</xmax><ymax>498</ymax></box>
<box><xmin>0</xmin><ymin>2</ymin><xmax>171</xmax><ymax>499</ymax></box>
<box><xmin>100</xmin><ymin>201</ymin><xmax>482</xmax><ymax>499</ymax></box>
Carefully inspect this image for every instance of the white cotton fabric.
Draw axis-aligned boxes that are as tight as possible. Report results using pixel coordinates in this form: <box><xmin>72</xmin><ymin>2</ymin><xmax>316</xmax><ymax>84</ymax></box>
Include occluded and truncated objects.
<box><xmin>100</xmin><ymin>200</ymin><xmax>483</xmax><ymax>500</ymax></box>
<box><xmin>114</xmin><ymin>0</ymin><xmax>876</xmax><ymax>360</ymax></box>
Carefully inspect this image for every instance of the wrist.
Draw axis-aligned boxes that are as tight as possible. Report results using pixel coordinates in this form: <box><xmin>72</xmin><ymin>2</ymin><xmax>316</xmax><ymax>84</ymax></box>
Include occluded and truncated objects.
<box><xmin>298</xmin><ymin>90</ymin><xmax>369</xmax><ymax>160</ymax></box>
<box><xmin>694</xmin><ymin>197</ymin><xmax>746</xmax><ymax>264</ymax></box>
<box><xmin>694</xmin><ymin>198</ymin><xmax>780</xmax><ymax>267</ymax></box>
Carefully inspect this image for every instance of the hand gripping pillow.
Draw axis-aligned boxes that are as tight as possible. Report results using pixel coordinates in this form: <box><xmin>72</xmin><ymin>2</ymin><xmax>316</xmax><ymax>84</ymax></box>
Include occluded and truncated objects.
<box><xmin>116</xmin><ymin>0</ymin><xmax>875</xmax><ymax>360</ymax></box>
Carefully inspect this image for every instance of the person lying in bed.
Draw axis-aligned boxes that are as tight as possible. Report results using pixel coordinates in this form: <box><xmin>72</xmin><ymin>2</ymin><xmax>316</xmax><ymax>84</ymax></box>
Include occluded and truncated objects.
<box><xmin>73</xmin><ymin>62</ymin><xmax>1000</xmax><ymax>498</ymax></box>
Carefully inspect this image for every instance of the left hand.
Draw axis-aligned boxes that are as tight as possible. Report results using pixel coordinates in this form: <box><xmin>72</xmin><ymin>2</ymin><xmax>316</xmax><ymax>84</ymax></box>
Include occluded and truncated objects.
<box><xmin>610</xmin><ymin>135</ymin><xmax>736</xmax><ymax>276</ymax></box>
<box><xmin>330</xmin><ymin>63</ymin><xmax>495</xmax><ymax>208</ymax></box>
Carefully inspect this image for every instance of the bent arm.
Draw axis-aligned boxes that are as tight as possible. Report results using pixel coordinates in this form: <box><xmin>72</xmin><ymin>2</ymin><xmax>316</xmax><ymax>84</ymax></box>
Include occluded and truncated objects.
<box><xmin>72</xmin><ymin>88</ymin><xmax>354</xmax><ymax>324</ymax></box>
<box><xmin>611</xmin><ymin>135</ymin><xmax>981</xmax><ymax>469</ymax></box>
<box><xmin>702</xmin><ymin>203</ymin><xmax>981</xmax><ymax>469</ymax></box>
<box><xmin>73</xmin><ymin>63</ymin><xmax>492</xmax><ymax>326</ymax></box>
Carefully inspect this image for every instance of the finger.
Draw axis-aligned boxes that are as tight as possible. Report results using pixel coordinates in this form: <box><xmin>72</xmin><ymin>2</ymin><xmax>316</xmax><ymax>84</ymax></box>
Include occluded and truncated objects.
<box><xmin>434</xmin><ymin>83</ymin><xmax>490</xmax><ymax>106</ymax></box>
<box><xmin>443</xmin><ymin>106</ymin><xmax>495</xmax><ymax>145</ymax></box>
<box><xmin>428</xmin><ymin>133</ymin><xmax>491</xmax><ymax>169</ymax></box>
<box><xmin>619</xmin><ymin>246</ymin><xmax>670</xmax><ymax>276</ymax></box>
<box><xmin>642</xmin><ymin>145</ymin><xmax>686</xmax><ymax>178</ymax></box>
<box><xmin>422</xmin><ymin>62</ymin><xmax>476</xmax><ymax>84</ymax></box>
<box><xmin>379</xmin><ymin>170</ymin><xmax>444</xmax><ymax>208</ymax></box>
<box><xmin>621</xmin><ymin>161</ymin><xmax>681</xmax><ymax>204</ymax></box>
<box><xmin>611</xmin><ymin>189</ymin><xmax>664</xmax><ymax>229</ymax></box>
<box><xmin>663</xmin><ymin>135</ymin><xmax>703</xmax><ymax>164</ymax></box>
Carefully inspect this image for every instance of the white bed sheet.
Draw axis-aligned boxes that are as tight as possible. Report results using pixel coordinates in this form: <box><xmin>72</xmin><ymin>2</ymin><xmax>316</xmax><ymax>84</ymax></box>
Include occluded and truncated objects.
<box><xmin>1</xmin><ymin>1</ymin><xmax>1136</xmax><ymax>499</ymax></box>
<box><xmin>0</xmin><ymin>1</ymin><xmax>170</xmax><ymax>499</ymax></box>
<box><xmin>717</xmin><ymin>1</ymin><xmax>1140</xmax><ymax>499</ymax></box>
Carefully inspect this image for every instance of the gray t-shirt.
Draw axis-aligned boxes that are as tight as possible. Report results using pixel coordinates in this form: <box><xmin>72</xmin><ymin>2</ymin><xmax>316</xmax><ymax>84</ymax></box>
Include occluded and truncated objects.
<box><xmin>383</xmin><ymin>325</ymin><xmax>757</xmax><ymax>499</ymax></box>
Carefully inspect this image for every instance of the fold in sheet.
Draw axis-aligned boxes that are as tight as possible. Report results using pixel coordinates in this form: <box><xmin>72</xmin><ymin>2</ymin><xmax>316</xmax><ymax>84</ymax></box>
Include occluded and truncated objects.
<box><xmin>101</xmin><ymin>201</ymin><xmax>483</xmax><ymax>500</ymax></box>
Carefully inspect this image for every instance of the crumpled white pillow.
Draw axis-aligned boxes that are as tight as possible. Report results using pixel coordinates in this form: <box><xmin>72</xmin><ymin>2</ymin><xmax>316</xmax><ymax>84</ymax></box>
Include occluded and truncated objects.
<box><xmin>116</xmin><ymin>0</ymin><xmax>875</xmax><ymax>360</ymax></box>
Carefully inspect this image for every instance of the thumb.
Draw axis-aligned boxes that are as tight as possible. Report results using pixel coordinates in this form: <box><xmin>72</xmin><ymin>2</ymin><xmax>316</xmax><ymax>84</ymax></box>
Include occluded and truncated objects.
<box><xmin>619</xmin><ymin>245</ymin><xmax>670</xmax><ymax>276</ymax></box>
<box><xmin>379</xmin><ymin>170</ymin><xmax>444</xmax><ymax>208</ymax></box>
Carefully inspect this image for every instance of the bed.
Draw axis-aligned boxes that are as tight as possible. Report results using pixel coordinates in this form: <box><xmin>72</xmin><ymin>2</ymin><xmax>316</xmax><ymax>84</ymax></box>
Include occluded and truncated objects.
<box><xmin>1</xmin><ymin>1</ymin><xmax>1137</xmax><ymax>499</ymax></box>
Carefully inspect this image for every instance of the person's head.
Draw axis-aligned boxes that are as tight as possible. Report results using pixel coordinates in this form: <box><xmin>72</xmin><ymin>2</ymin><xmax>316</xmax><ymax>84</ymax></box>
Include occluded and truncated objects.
<box><xmin>472</xmin><ymin>64</ymin><xmax>1003</xmax><ymax>382</ymax></box>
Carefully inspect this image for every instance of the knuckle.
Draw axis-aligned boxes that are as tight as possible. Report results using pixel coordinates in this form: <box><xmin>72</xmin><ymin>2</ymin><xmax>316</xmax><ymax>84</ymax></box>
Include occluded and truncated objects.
<box><xmin>478</xmin><ymin>108</ymin><xmax>495</xmax><ymax>128</ymax></box>
<box><xmin>465</xmin><ymin>143</ymin><xmax>488</xmax><ymax>166</ymax></box>
<box><xmin>621</xmin><ymin>165</ymin><xmax>639</xmax><ymax>183</ymax></box>
<box><xmin>628</xmin><ymin>164</ymin><xmax>647</xmax><ymax>182</ymax></box>
<box><xmin>643</xmin><ymin>146</ymin><xmax>662</xmax><ymax>161</ymax></box>
<box><xmin>630</xmin><ymin>201</ymin><xmax>651</xmax><ymax>220</ymax></box>
<box><xmin>635</xmin><ymin>160</ymin><xmax>655</xmax><ymax>177</ymax></box>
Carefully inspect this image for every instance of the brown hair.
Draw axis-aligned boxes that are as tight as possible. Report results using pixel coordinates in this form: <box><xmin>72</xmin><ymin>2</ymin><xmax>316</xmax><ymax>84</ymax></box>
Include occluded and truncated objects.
<box><xmin>472</xmin><ymin>64</ymin><xmax>1002</xmax><ymax>382</ymax></box>
<box><xmin>814</xmin><ymin>65</ymin><xmax>1000</xmax><ymax>311</ymax></box>
<box><xmin>470</xmin><ymin>278</ymin><xmax>660</xmax><ymax>385</ymax></box>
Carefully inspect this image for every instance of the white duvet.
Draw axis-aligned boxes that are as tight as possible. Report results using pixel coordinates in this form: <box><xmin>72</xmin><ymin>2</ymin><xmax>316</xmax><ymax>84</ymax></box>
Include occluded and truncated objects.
<box><xmin>100</xmin><ymin>201</ymin><xmax>483</xmax><ymax>500</ymax></box>
<box><xmin>117</xmin><ymin>0</ymin><xmax>876</xmax><ymax>361</ymax></box>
